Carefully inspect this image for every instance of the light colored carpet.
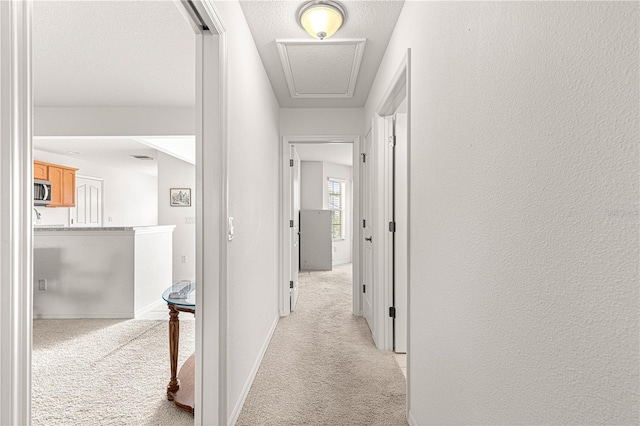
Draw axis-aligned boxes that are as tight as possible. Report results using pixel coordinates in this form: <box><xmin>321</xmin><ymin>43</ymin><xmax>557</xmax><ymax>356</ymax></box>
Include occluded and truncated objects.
<box><xmin>236</xmin><ymin>264</ymin><xmax>407</xmax><ymax>426</ymax></box>
<box><xmin>32</xmin><ymin>318</ymin><xmax>194</xmax><ymax>426</ymax></box>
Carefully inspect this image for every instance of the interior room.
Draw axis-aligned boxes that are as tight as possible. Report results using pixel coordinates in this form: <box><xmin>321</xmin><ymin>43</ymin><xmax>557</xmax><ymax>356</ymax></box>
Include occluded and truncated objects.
<box><xmin>30</xmin><ymin>1</ymin><xmax>198</xmax><ymax>423</ymax></box>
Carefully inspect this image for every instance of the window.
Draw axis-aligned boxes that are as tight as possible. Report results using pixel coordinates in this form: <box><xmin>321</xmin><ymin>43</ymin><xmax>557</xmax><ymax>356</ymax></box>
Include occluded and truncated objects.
<box><xmin>328</xmin><ymin>179</ymin><xmax>345</xmax><ymax>240</ymax></box>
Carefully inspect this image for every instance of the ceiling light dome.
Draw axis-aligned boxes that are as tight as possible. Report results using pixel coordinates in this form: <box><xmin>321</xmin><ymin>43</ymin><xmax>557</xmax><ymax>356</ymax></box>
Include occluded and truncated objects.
<box><xmin>297</xmin><ymin>1</ymin><xmax>346</xmax><ymax>40</ymax></box>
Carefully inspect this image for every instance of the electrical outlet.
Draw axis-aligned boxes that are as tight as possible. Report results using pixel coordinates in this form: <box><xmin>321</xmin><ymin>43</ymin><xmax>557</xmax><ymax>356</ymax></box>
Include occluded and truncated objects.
<box><xmin>185</xmin><ymin>217</ymin><xmax>196</xmax><ymax>224</ymax></box>
<box><xmin>108</xmin><ymin>217</ymin><xmax>113</xmax><ymax>222</ymax></box>
<box><xmin>38</xmin><ymin>279</ymin><xmax>47</xmax><ymax>291</ymax></box>
<box><xmin>181</xmin><ymin>256</ymin><xmax>187</xmax><ymax>264</ymax></box>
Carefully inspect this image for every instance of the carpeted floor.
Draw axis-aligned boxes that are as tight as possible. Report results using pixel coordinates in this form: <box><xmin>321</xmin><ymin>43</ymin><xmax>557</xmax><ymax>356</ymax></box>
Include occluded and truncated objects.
<box><xmin>33</xmin><ymin>264</ymin><xmax>406</xmax><ymax>426</ymax></box>
<box><xmin>236</xmin><ymin>264</ymin><xmax>407</xmax><ymax>426</ymax></box>
<box><xmin>32</xmin><ymin>318</ymin><xmax>195</xmax><ymax>426</ymax></box>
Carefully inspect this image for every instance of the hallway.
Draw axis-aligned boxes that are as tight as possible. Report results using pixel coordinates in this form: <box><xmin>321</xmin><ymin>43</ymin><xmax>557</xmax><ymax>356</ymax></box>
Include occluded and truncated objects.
<box><xmin>236</xmin><ymin>264</ymin><xmax>407</xmax><ymax>425</ymax></box>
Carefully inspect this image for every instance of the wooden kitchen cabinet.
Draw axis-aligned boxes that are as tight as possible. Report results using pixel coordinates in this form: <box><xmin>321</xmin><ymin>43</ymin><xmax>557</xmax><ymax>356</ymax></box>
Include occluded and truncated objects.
<box><xmin>34</xmin><ymin>162</ymin><xmax>48</xmax><ymax>180</ymax></box>
<box><xmin>34</xmin><ymin>161</ymin><xmax>78</xmax><ymax>207</ymax></box>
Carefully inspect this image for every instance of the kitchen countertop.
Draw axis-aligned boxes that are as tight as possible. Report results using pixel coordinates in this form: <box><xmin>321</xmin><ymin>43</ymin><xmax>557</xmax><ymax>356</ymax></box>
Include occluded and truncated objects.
<box><xmin>34</xmin><ymin>225</ymin><xmax>176</xmax><ymax>232</ymax></box>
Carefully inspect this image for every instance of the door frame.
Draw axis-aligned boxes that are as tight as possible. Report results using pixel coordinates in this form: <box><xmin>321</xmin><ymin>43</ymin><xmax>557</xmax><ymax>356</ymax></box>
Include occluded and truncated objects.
<box><xmin>0</xmin><ymin>1</ymin><xmax>229</xmax><ymax>424</ymax></box>
<box><xmin>360</xmin><ymin>124</ymin><xmax>375</xmax><ymax>338</ymax></box>
<box><xmin>371</xmin><ymin>50</ymin><xmax>411</xmax><ymax>416</ymax></box>
<box><xmin>370</xmin><ymin>50</ymin><xmax>410</xmax><ymax>355</ymax></box>
<box><xmin>280</xmin><ymin>135</ymin><xmax>361</xmax><ymax>317</ymax></box>
<box><xmin>0</xmin><ymin>1</ymin><xmax>33</xmax><ymax>423</ymax></box>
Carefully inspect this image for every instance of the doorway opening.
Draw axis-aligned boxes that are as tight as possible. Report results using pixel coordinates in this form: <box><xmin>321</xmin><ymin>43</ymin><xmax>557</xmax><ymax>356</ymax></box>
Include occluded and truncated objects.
<box><xmin>0</xmin><ymin>0</ymin><xmax>227</xmax><ymax>424</ymax></box>
<box><xmin>30</xmin><ymin>1</ymin><xmax>198</xmax><ymax>424</ymax></box>
<box><xmin>281</xmin><ymin>136</ymin><xmax>360</xmax><ymax>317</ymax></box>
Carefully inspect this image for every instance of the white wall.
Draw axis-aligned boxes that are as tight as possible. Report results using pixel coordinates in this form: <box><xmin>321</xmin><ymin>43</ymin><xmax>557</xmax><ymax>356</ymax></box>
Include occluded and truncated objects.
<box><xmin>157</xmin><ymin>151</ymin><xmax>195</xmax><ymax>282</ymax></box>
<box><xmin>280</xmin><ymin>107</ymin><xmax>364</xmax><ymax>136</ymax></box>
<box><xmin>300</xmin><ymin>161</ymin><xmax>323</xmax><ymax>209</ymax></box>
<box><xmin>300</xmin><ymin>160</ymin><xmax>352</xmax><ymax>266</ymax></box>
<box><xmin>214</xmin><ymin>1</ymin><xmax>281</xmax><ymax>423</ymax></box>
<box><xmin>34</xmin><ymin>106</ymin><xmax>194</xmax><ymax>136</ymax></box>
<box><xmin>300</xmin><ymin>161</ymin><xmax>353</xmax><ymax>265</ymax></box>
<box><xmin>33</xmin><ymin>150</ymin><xmax>157</xmax><ymax>227</ymax></box>
<box><xmin>33</xmin><ymin>226</ymin><xmax>173</xmax><ymax>318</ymax></box>
<box><xmin>323</xmin><ymin>162</ymin><xmax>352</xmax><ymax>266</ymax></box>
<box><xmin>33</xmin><ymin>231</ymin><xmax>135</xmax><ymax>318</ymax></box>
<box><xmin>366</xmin><ymin>2</ymin><xmax>639</xmax><ymax>424</ymax></box>
<box><xmin>281</xmin><ymin>108</ymin><xmax>361</xmax><ymax>274</ymax></box>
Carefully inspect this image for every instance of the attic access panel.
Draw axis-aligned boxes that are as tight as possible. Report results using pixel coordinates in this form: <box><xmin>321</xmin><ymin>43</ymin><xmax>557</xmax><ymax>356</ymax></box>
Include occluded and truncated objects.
<box><xmin>276</xmin><ymin>39</ymin><xmax>366</xmax><ymax>99</ymax></box>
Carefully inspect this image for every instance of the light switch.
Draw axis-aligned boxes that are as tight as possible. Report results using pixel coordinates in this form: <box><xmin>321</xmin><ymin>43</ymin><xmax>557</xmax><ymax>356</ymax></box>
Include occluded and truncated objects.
<box><xmin>228</xmin><ymin>217</ymin><xmax>234</xmax><ymax>241</ymax></box>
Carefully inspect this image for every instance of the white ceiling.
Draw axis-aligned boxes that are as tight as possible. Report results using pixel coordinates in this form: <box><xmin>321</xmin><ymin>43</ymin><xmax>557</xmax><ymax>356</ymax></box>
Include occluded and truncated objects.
<box><xmin>33</xmin><ymin>1</ymin><xmax>195</xmax><ymax>107</ymax></box>
<box><xmin>34</xmin><ymin>137</ymin><xmax>160</xmax><ymax>176</ymax></box>
<box><xmin>32</xmin><ymin>1</ymin><xmax>195</xmax><ymax>175</ymax></box>
<box><xmin>31</xmin><ymin>1</ymin><xmax>398</xmax><ymax>174</ymax></box>
<box><xmin>294</xmin><ymin>143</ymin><xmax>353</xmax><ymax>166</ymax></box>
<box><xmin>33</xmin><ymin>135</ymin><xmax>196</xmax><ymax>177</ymax></box>
<box><xmin>33</xmin><ymin>0</ymin><xmax>405</xmax><ymax>109</ymax></box>
<box><xmin>240</xmin><ymin>0</ymin><xmax>405</xmax><ymax>108</ymax></box>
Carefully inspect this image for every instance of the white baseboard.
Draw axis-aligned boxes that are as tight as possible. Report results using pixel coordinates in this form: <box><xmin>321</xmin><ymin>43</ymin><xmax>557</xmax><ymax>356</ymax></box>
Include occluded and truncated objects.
<box><xmin>407</xmin><ymin>409</ymin><xmax>418</xmax><ymax>426</ymax></box>
<box><xmin>33</xmin><ymin>296</ymin><xmax>166</xmax><ymax>320</ymax></box>
<box><xmin>228</xmin><ymin>315</ymin><xmax>280</xmax><ymax>426</ymax></box>
<box><xmin>33</xmin><ymin>313</ymin><xmax>133</xmax><ymax>319</ymax></box>
<box><xmin>135</xmin><ymin>299</ymin><xmax>166</xmax><ymax>319</ymax></box>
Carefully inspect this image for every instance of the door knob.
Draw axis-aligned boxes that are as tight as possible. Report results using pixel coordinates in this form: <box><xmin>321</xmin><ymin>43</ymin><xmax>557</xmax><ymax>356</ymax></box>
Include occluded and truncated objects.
<box><xmin>365</xmin><ymin>236</ymin><xmax>372</xmax><ymax>242</ymax></box>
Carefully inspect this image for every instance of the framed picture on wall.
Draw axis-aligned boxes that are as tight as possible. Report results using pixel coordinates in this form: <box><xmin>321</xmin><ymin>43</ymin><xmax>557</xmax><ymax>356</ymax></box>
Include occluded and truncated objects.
<box><xmin>170</xmin><ymin>188</ymin><xmax>191</xmax><ymax>207</ymax></box>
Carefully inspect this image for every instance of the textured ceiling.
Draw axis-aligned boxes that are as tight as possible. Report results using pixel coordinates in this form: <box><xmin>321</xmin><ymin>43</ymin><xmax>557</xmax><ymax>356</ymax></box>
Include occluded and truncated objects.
<box><xmin>33</xmin><ymin>1</ymin><xmax>195</xmax><ymax>107</ymax></box>
<box><xmin>277</xmin><ymin>39</ymin><xmax>366</xmax><ymax>98</ymax></box>
<box><xmin>33</xmin><ymin>0</ymin><xmax>404</xmax><ymax>109</ymax></box>
<box><xmin>240</xmin><ymin>0</ymin><xmax>405</xmax><ymax>108</ymax></box>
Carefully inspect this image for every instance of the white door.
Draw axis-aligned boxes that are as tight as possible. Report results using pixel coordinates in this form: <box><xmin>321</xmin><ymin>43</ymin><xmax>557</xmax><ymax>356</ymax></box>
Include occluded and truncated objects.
<box><xmin>362</xmin><ymin>128</ymin><xmax>374</xmax><ymax>332</ymax></box>
<box><xmin>394</xmin><ymin>113</ymin><xmax>408</xmax><ymax>353</ymax></box>
<box><xmin>70</xmin><ymin>176</ymin><xmax>103</xmax><ymax>227</ymax></box>
<box><xmin>290</xmin><ymin>146</ymin><xmax>301</xmax><ymax>311</ymax></box>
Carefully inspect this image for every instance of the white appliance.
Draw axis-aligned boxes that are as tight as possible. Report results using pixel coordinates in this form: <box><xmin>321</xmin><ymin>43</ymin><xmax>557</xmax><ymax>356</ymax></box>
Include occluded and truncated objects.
<box><xmin>299</xmin><ymin>210</ymin><xmax>332</xmax><ymax>271</ymax></box>
<box><xmin>34</xmin><ymin>179</ymin><xmax>52</xmax><ymax>206</ymax></box>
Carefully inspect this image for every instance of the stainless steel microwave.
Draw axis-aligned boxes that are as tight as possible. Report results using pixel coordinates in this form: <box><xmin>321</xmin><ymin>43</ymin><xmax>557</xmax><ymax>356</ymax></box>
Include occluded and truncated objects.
<box><xmin>34</xmin><ymin>179</ymin><xmax>52</xmax><ymax>206</ymax></box>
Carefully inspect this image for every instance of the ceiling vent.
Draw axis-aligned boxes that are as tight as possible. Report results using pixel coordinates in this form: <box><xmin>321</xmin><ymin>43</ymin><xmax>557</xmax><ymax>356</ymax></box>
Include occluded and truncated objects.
<box><xmin>130</xmin><ymin>155</ymin><xmax>155</xmax><ymax>160</ymax></box>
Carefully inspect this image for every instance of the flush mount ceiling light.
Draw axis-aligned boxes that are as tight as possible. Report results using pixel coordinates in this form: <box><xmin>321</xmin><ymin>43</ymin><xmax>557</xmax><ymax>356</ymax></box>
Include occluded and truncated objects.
<box><xmin>297</xmin><ymin>0</ymin><xmax>346</xmax><ymax>40</ymax></box>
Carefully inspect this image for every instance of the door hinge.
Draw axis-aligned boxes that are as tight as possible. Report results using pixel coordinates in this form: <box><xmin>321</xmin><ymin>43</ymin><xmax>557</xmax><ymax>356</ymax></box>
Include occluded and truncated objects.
<box><xmin>389</xmin><ymin>307</ymin><xmax>396</xmax><ymax>318</ymax></box>
<box><xmin>363</xmin><ymin>284</ymin><xmax>366</xmax><ymax>293</ymax></box>
<box><xmin>361</xmin><ymin>153</ymin><xmax>367</xmax><ymax>163</ymax></box>
<box><xmin>289</xmin><ymin>220</ymin><xmax>294</xmax><ymax>228</ymax></box>
<box><xmin>362</xmin><ymin>219</ymin><xmax>366</xmax><ymax>228</ymax></box>
<box><xmin>389</xmin><ymin>135</ymin><xmax>396</xmax><ymax>147</ymax></box>
<box><xmin>290</xmin><ymin>281</ymin><xmax>294</xmax><ymax>289</ymax></box>
<box><xmin>389</xmin><ymin>221</ymin><xmax>396</xmax><ymax>232</ymax></box>
<box><xmin>289</xmin><ymin>159</ymin><xmax>294</xmax><ymax>167</ymax></box>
